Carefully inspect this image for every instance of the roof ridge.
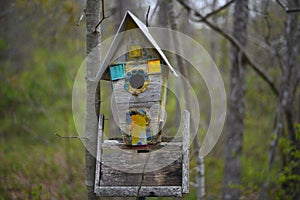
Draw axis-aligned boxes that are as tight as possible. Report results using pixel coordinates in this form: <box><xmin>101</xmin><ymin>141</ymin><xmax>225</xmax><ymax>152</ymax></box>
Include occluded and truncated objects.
<box><xmin>91</xmin><ymin>11</ymin><xmax>177</xmax><ymax>81</ymax></box>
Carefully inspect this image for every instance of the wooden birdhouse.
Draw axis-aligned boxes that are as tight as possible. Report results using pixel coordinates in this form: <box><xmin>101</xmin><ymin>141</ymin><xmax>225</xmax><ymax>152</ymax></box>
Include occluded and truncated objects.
<box><xmin>100</xmin><ymin>11</ymin><xmax>177</xmax><ymax>146</ymax></box>
<box><xmin>94</xmin><ymin>11</ymin><xmax>190</xmax><ymax>197</ymax></box>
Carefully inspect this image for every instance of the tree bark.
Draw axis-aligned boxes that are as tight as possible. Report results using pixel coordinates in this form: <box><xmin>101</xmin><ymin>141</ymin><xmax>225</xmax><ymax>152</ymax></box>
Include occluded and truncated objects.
<box><xmin>167</xmin><ymin>0</ymin><xmax>203</xmax><ymax>199</ymax></box>
<box><xmin>259</xmin><ymin>1</ymin><xmax>300</xmax><ymax>199</ymax></box>
<box><xmin>222</xmin><ymin>1</ymin><xmax>249</xmax><ymax>200</ymax></box>
<box><xmin>85</xmin><ymin>0</ymin><xmax>101</xmax><ymax>199</ymax></box>
<box><xmin>157</xmin><ymin>0</ymin><xmax>169</xmax><ymax>28</ymax></box>
<box><xmin>279</xmin><ymin>1</ymin><xmax>300</xmax><ymax>199</ymax></box>
<box><xmin>112</xmin><ymin>0</ymin><xmax>138</xmax><ymax>32</ymax></box>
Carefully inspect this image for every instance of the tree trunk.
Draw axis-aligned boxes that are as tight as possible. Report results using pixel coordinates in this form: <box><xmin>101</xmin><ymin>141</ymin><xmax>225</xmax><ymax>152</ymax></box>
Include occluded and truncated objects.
<box><xmin>112</xmin><ymin>0</ymin><xmax>138</xmax><ymax>32</ymax></box>
<box><xmin>167</xmin><ymin>0</ymin><xmax>203</xmax><ymax>199</ymax></box>
<box><xmin>259</xmin><ymin>1</ymin><xmax>300</xmax><ymax>199</ymax></box>
<box><xmin>222</xmin><ymin>1</ymin><xmax>249</xmax><ymax>200</ymax></box>
<box><xmin>279</xmin><ymin>1</ymin><xmax>300</xmax><ymax>199</ymax></box>
<box><xmin>157</xmin><ymin>0</ymin><xmax>169</xmax><ymax>27</ymax></box>
<box><xmin>85</xmin><ymin>0</ymin><xmax>101</xmax><ymax>199</ymax></box>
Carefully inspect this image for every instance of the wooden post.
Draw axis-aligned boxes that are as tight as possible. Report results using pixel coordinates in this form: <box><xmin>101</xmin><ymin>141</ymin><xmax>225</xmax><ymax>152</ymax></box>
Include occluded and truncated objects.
<box><xmin>182</xmin><ymin>110</ymin><xmax>190</xmax><ymax>194</ymax></box>
<box><xmin>94</xmin><ymin>115</ymin><xmax>104</xmax><ymax>189</ymax></box>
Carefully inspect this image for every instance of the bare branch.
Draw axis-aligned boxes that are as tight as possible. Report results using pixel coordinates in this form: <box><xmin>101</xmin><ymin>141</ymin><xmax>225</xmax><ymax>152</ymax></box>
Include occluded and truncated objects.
<box><xmin>176</xmin><ymin>0</ymin><xmax>279</xmax><ymax>96</ymax></box>
<box><xmin>276</xmin><ymin>0</ymin><xmax>288</xmax><ymax>11</ymax></box>
<box><xmin>146</xmin><ymin>5</ymin><xmax>150</xmax><ymax>27</ymax></box>
<box><xmin>286</xmin><ymin>8</ymin><xmax>300</xmax><ymax>13</ymax></box>
<box><xmin>94</xmin><ymin>0</ymin><xmax>109</xmax><ymax>33</ymax></box>
<box><xmin>248</xmin><ymin>35</ymin><xmax>283</xmax><ymax>71</ymax></box>
<box><xmin>190</xmin><ymin>0</ymin><xmax>235</xmax><ymax>22</ymax></box>
<box><xmin>77</xmin><ymin>9</ymin><xmax>85</xmax><ymax>26</ymax></box>
<box><xmin>276</xmin><ymin>0</ymin><xmax>300</xmax><ymax>13</ymax></box>
<box><xmin>136</xmin><ymin>153</ymin><xmax>150</xmax><ymax>199</ymax></box>
<box><xmin>54</xmin><ymin>133</ymin><xmax>88</xmax><ymax>139</ymax></box>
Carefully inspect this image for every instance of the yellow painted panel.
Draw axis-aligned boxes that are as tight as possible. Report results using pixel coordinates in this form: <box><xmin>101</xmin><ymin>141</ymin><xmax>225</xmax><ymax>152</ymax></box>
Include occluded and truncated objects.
<box><xmin>148</xmin><ymin>60</ymin><xmax>161</xmax><ymax>74</ymax></box>
<box><xmin>128</xmin><ymin>45</ymin><xmax>142</xmax><ymax>58</ymax></box>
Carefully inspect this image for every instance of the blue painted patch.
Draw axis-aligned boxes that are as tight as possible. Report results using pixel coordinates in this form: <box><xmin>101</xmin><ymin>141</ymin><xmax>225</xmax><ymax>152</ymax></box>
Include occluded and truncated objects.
<box><xmin>110</xmin><ymin>64</ymin><xmax>125</xmax><ymax>80</ymax></box>
<box><xmin>126</xmin><ymin>112</ymin><xmax>131</xmax><ymax>123</ymax></box>
<box><xmin>138</xmin><ymin>109</ymin><xmax>146</xmax><ymax>115</ymax></box>
<box><xmin>146</xmin><ymin>127</ymin><xmax>151</xmax><ymax>139</ymax></box>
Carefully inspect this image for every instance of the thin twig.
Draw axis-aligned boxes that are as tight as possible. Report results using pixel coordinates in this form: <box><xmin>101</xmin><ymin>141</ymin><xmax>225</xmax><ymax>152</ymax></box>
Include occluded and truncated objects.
<box><xmin>54</xmin><ymin>133</ymin><xmax>88</xmax><ymax>139</ymax></box>
<box><xmin>146</xmin><ymin>5</ymin><xmax>150</xmax><ymax>27</ymax></box>
<box><xmin>136</xmin><ymin>153</ymin><xmax>151</xmax><ymax>199</ymax></box>
<box><xmin>77</xmin><ymin>9</ymin><xmax>85</xmax><ymax>26</ymax></box>
<box><xmin>94</xmin><ymin>0</ymin><xmax>109</xmax><ymax>33</ymax></box>
<box><xmin>177</xmin><ymin>0</ymin><xmax>279</xmax><ymax>97</ymax></box>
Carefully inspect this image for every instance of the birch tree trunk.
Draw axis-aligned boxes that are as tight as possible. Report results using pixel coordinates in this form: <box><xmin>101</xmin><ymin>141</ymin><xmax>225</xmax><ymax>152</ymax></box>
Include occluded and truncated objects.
<box><xmin>222</xmin><ymin>1</ymin><xmax>249</xmax><ymax>199</ymax></box>
<box><xmin>167</xmin><ymin>1</ymin><xmax>204</xmax><ymax>199</ymax></box>
<box><xmin>85</xmin><ymin>0</ymin><xmax>101</xmax><ymax>199</ymax></box>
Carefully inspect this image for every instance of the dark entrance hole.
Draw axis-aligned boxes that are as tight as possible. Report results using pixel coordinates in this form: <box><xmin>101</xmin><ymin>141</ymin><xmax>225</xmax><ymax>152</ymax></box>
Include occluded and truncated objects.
<box><xmin>129</xmin><ymin>74</ymin><xmax>145</xmax><ymax>89</ymax></box>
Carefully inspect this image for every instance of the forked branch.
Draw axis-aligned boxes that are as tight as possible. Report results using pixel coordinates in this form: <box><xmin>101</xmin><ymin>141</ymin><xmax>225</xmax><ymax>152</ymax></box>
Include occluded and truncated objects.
<box><xmin>190</xmin><ymin>0</ymin><xmax>234</xmax><ymax>22</ymax></box>
<box><xmin>276</xmin><ymin>0</ymin><xmax>300</xmax><ymax>13</ymax></box>
<box><xmin>94</xmin><ymin>0</ymin><xmax>109</xmax><ymax>33</ymax></box>
<box><xmin>176</xmin><ymin>0</ymin><xmax>279</xmax><ymax>96</ymax></box>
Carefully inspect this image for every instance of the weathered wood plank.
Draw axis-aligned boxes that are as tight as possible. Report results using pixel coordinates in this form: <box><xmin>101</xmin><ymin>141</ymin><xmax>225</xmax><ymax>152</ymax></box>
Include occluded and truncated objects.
<box><xmin>101</xmin><ymin>149</ymin><xmax>182</xmax><ymax>173</ymax></box>
<box><xmin>117</xmin><ymin>101</ymin><xmax>161</xmax><ymax>109</ymax></box>
<box><xmin>94</xmin><ymin>186</ymin><xmax>182</xmax><ymax>197</ymax></box>
<box><xmin>100</xmin><ymin>160</ymin><xmax>182</xmax><ymax>186</ymax></box>
<box><xmin>93</xmin><ymin>112</ymin><xmax>190</xmax><ymax>197</ymax></box>
<box><xmin>182</xmin><ymin>110</ymin><xmax>190</xmax><ymax>194</ymax></box>
<box><xmin>112</xmin><ymin>75</ymin><xmax>163</xmax><ymax>104</ymax></box>
<box><xmin>101</xmin><ymin>142</ymin><xmax>182</xmax><ymax>150</ymax></box>
<box><xmin>94</xmin><ymin>115</ymin><xmax>104</xmax><ymax>188</ymax></box>
<box><xmin>161</xmin><ymin>136</ymin><xmax>183</xmax><ymax>142</ymax></box>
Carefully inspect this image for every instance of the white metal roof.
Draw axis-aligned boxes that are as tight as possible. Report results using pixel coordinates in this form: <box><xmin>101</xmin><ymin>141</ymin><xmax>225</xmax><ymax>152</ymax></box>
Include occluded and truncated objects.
<box><xmin>94</xmin><ymin>11</ymin><xmax>178</xmax><ymax>81</ymax></box>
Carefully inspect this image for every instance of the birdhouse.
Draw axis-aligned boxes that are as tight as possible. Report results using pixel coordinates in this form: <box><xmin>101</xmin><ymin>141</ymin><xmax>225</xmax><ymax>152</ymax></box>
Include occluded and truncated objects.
<box><xmin>100</xmin><ymin>11</ymin><xmax>177</xmax><ymax>146</ymax></box>
<box><xmin>94</xmin><ymin>11</ymin><xmax>190</xmax><ymax>197</ymax></box>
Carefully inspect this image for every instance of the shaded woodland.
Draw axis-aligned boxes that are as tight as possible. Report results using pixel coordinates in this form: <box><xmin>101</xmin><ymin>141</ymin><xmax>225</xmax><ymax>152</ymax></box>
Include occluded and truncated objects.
<box><xmin>1</xmin><ymin>0</ymin><xmax>300</xmax><ymax>199</ymax></box>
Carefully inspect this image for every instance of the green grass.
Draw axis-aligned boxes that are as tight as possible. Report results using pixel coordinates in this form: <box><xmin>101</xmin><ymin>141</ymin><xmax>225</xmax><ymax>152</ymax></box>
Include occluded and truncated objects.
<box><xmin>0</xmin><ymin>135</ymin><xmax>86</xmax><ymax>200</ymax></box>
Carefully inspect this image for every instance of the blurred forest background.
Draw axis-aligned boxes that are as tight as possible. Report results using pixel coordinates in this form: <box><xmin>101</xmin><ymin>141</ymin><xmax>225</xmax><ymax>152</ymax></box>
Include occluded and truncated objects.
<box><xmin>1</xmin><ymin>0</ymin><xmax>299</xmax><ymax>199</ymax></box>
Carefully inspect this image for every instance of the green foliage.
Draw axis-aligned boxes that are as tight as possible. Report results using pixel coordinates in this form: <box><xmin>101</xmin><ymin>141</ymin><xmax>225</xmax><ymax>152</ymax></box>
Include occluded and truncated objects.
<box><xmin>1</xmin><ymin>0</ymin><xmax>86</xmax><ymax>199</ymax></box>
<box><xmin>274</xmin><ymin>127</ymin><xmax>300</xmax><ymax>200</ymax></box>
